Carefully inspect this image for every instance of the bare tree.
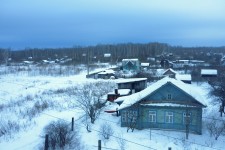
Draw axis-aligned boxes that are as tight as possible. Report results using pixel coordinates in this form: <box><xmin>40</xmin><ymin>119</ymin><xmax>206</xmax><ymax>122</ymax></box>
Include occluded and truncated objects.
<box><xmin>2</xmin><ymin>49</ymin><xmax>10</xmax><ymax>65</ymax></box>
<box><xmin>206</xmin><ymin>117</ymin><xmax>225</xmax><ymax>140</ymax></box>
<box><xmin>116</xmin><ymin>133</ymin><xmax>126</xmax><ymax>150</ymax></box>
<box><xmin>208</xmin><ymin>75</ymin><xmax>225</xmax><ymax>117</ymax></box>
<box><xmin>99</xmin><ymin>123</ymin><xmax>114</xmax><ymax>140</ymax></box>
<box><xmin>124</xmin><ymin>104</ymin><xmax>140</xmax><ymax>132</ymax></box>
<box><xmin>74</xmin><ymin>81</ymin><xmax>116</xmax><ymax>124</ymax></box>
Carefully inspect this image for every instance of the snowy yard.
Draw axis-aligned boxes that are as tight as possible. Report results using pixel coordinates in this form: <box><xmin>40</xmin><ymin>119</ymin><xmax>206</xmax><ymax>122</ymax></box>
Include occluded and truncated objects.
<box><xmin>0</xmin><ymin>70</ymin><xmax>224</xmax><ymax>150</ymax></box>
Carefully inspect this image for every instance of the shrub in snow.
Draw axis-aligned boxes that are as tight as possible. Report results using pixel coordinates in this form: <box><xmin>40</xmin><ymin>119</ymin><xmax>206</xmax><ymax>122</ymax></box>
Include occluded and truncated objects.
<box><xmin>116</xmin><ymin>133</ymin><xmax>126</xmax><ymax>150</ymax></box>
<box><xmin>41</xmin><ymin>120</ymin><xmax>83</xmax><ymax>150</ymax></box>
<box><xmin>99</xmin><ymin>123</ymin><xmax>114</xmax><ymax>140</ymax></box>
<box><xmin>206</xmin><ymin>117</ymin><xmax>225</xmax><ymax>140</ymax></box>
<box><xmin>0</xmin><ymin>120</ymin><xmax>20</xmax><ymax>138</ymax></box>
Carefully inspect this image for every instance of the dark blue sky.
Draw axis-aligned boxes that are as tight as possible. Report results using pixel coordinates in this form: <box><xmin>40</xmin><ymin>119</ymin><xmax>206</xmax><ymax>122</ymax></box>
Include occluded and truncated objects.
<box><xmin>1</xmin><ymin>0</ymin><xmax>225</xmax><ymax>49</ymax></box>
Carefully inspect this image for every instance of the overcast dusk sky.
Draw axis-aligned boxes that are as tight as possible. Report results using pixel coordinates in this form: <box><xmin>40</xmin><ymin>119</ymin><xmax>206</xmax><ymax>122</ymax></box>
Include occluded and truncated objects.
<box><xmin>1</xmin><ymin>0</ymin><xmax>225</xmax><ymax>49</ymax></box>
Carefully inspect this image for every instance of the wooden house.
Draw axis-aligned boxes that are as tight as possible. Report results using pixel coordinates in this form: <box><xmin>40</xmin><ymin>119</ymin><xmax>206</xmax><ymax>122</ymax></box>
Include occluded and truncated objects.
<box><xmin>163</xmin><ymin>68</ymin><xmax>177</xmax><ymax>78</ymax></box>
<box><xmin>160</xmin><ymin>59</ymin><xmax>173</xmax><ymax>69</ymax></box>
<box><xmin>122</xmin><ymin>59</ymin><xmax>140</xmax><ymax>73</ymax></box>
<box><xmin>117</xmin><ymin>77</ymin><xmax>206</xmax><ymax>134</ymax></box>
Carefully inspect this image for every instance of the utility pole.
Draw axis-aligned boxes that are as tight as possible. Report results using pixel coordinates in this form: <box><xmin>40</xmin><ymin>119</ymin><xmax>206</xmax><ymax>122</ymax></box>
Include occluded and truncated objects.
<box><xmin>44</xmin><ymin>134</ymin><xmax>49</xmax><ymax>150</ymax></box>
<box><xmin>71</xmin><ymin>117</ymin><xmax>74</xmax><ymax>131</ymax></box>
<box><xmin>98</xmin><ymin>140</ymin><xmax>101</xmax><ymax>150</ymax></box>
<box><xmin>149</xmin><ymin>121</ymin><xmax>151</xmax><ymax>140</ymax></box>
<box><xmin>149</xmin><ymin>127</ymin><xmax>151</xmax><ymax>140</ymax></box>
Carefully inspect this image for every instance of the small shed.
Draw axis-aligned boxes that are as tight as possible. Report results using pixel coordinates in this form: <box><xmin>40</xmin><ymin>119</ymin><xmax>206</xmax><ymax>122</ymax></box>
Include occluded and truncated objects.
<box><xmin>98</xmin><ymin>69</ymin><xmax>115</xmax><ymax>79</ymax></box>
<box><xmin>115</xmin><ymin>78</ymin><xmax>147</xmax><ymax>93</ymax></box>
<box><xmin>107</xmin><ymin>89</ymin><xmax>131</xmax><ymax>102</ymax></box>
<box><xmin>201</xmin><ymin>69</ymin><xmax>217</xmax><ymax>77</ymax></box>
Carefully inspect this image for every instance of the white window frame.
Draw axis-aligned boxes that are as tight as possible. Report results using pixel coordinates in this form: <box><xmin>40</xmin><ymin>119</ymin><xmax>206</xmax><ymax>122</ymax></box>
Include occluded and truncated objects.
<box><xmin>165</xmin><ymin>112</ymin><xmax>173</xmax><ymax>123</ymax></box>
<box><xmin>122</xmin><ymin>111</ymin><xmax>127</xmax><ymax>122</ymax></box>
<box><xmin>122</xmin><ymin>110</ymin><xmax>137</xmax><ymax>122</ymax></box>
<box><xmin>149</xmin><ymin>111</ymin><xmax>156</xmax><ymax>122</ymax></box>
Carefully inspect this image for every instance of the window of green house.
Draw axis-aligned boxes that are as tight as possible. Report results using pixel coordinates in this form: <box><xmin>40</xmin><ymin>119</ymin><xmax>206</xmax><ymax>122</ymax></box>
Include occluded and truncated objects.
<box><xmin>183</xmin><ymin>112</ymin><xmax>191</xmax><ymax>124</ymax></box>
<box><xmin>149</xmin><ymin>111</ymin><xmax>156</xmax><ymax>122</ymax></box>
<box><xmin>122</xmin><ymin>110</ymin><xmax>137</xmax><ymax>122</ymax></box>
<box><xmin>165</xmin><ymin>112</ymin><xmax>173</xmax><ymax>123</ymax></box>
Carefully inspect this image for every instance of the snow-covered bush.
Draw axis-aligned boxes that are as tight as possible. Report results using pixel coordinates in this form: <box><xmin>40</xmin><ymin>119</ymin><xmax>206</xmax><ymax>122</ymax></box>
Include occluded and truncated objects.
<box><xmin>99</xmin><ymin>123</ymin><xmax>114</xmax><ymax>140</ymax></box>
<box><xmin>41</xmin><ymin>120</ymin><xmax>83</xmax><ymax>150</ymax></box>
<box><xmin>116</xmin><ymin>133</ymin><xmax>126</xmax><ymax>150</ymax></box>
<box><xmin>206</xmin><ymin>117</ymin><xmax>225</xmax><ymax>140</ymax></box>
<box><xmin>0</xmin><ymin>120</ymin><xmax>20</xmax><ymax>138</ymax></box>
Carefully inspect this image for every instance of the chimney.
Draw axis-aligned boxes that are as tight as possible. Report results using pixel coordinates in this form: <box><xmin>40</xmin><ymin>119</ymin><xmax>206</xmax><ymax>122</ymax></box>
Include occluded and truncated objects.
<box><xmin>115</xmin><ymin>89</ymin><xmax>118</xmax><ymax>95</ymax></box>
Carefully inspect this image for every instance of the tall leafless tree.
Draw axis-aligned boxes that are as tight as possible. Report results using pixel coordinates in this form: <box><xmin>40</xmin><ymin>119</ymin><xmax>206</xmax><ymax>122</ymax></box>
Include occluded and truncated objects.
<box><xmin>208</xmin><ymin>75</ymin><xmax>225</xmax><ymax>117</ymax></box>
<box><xmin>73</xmin><ymin>81</ymin><xmax>116</xmax><ymax>124</ymax></box>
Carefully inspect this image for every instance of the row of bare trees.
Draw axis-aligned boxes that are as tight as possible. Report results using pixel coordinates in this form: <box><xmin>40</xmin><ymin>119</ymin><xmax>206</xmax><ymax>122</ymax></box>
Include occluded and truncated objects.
<box><xmin>2</xmin><ymin>43</ymin><xmax>224</xmax><ymax>65</ymax></box>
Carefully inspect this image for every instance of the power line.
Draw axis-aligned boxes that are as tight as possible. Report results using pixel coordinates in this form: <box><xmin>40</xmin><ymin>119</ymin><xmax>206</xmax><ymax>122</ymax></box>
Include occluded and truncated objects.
<box><xmin>92</xmin><ymin>145</ymin><xmax>119</xmax><ymax>150</ymax></box>
<box><xmin>1</xmin><ymin>80</ymin><xmax>224</xmax><ymax>150</ymax></box>
<box><xmin>151</xmin><ymin>131</ymin><xmax>222</xmax><ymax>150</ymax></box>
<box><xmin>0</xmin><ymin>80</ymin><xmax>224</xmax><ymax>123</ymax></box>
<box><xmin>13</xmin><ymin>139</ymin><xmax>40</xmax><ymax>150</ymax></box>
<box><xmin>39</xmin><ymin>112</ymin><xmax>157</xmax><ymax>150</ymax></box>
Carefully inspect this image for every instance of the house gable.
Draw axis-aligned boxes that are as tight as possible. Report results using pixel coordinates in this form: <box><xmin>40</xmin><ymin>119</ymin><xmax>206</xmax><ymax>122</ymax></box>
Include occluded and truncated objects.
<box><xmin>141</xmin><ymin>82</ymin><xmax>204</xmax><ymax>107</ymax></box>
<box><xmin>125</xmin><ymin>61</ymin><xmax>136</xmax><ymax>70</ymax></box>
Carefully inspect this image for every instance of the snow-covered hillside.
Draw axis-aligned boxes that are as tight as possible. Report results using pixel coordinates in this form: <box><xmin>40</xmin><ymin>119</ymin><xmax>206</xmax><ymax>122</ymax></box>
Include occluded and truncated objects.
<box><xmin>0</xmin><ymin>71</ymin><xmax>224</xmax><ymax>150</ymax></box>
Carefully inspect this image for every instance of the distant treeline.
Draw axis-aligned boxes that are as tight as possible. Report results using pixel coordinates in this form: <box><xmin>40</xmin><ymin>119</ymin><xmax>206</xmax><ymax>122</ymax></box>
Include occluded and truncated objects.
<box><xmin>0</xmin><ymin>43</ymin><xmax>225</xmax><ymax>64</ymax></box>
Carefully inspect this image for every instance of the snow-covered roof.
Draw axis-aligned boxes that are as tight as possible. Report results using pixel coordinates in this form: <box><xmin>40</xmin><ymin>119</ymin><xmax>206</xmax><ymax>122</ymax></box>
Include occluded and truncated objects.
<box><xmin>175</xmin><ymin>74</ymin><xmax>192</xmax><ymax>81</ymax></box>
<box><xmin>201</xmin><ymin>69</ymin><xmax>217</xmax><ymax>75</ymax></box>
<box><xmin>98</xmin><ymin>69</ymin><xmax>115</xmax><ymax>75</ymax></box>
<box><xmin>140</xmin><ymin>103</ymin><xmax>199</xmax><ymax>107</ymax></box>
<box><xmin>141</xmin><ymin>63</ymin><xmax>149</xmax><ymax>67</ymax></box>
<box><xmin>118</xmin><ymin>89</ymin><xmax>131</xmax><ymax>95</ymax></box>
<box><xmin>23</xmin><ymin>61</ymin><xmax>33</xmax><ymax>64</ymax></box>
<box><xmin>108</xmin><ymin>89</ymin><xmax>131</xmax><ymax>95</ymax></box>
<box><xmin>122</xmin><ymin>58</ymin><xmax>139</xmax><ymax>62</ymax></box>
<box><xmin>118</xmin><ymin>77</ymin><xmax>206</xmax><ymax>110</ymax></box>
<box><xmin>104</xmin><ymin>53</ymin><xmax>111</xmax><ymax>57</ymax></box>
<box><xmin>163</xmin><ymin>68</ymin><xmax>177</xmax><ymax>75</ymax></box>
<box><xmin>115</xmin><ymin>78</ymin><xmax>147</xmax><ymax>84</ymax></box>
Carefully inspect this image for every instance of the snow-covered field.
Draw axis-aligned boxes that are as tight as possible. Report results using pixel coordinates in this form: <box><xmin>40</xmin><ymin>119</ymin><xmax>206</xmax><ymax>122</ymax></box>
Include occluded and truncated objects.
<box><xmin>0</xmin><ymin>68</ymin><xmax>224</xmax><ymax>150</ymax></box>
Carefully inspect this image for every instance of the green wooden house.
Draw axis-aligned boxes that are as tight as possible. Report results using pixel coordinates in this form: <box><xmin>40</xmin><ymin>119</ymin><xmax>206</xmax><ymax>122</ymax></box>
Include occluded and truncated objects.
<box><xmin>117</xmin><ymin>77</ymin><xmax>207</xmax><ymax>134</ymax></box>
<box><xmin>122</xmin><ymin>59</ymin><xmax>140</xmax><ymax>73</ymax></box>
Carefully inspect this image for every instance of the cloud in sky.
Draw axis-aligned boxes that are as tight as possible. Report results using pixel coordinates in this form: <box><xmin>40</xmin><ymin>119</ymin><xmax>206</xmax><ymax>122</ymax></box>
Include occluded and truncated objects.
<box><xmin>0</xmin><ymin>0</ymin><xmax>225</xmax><ymax>49</ymax></box>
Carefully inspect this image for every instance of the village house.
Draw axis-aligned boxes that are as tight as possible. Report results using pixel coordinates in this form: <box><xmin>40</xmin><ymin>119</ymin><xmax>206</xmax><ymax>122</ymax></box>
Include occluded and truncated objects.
<box><xmin>122</xmin><ymin>59</ymin><xmax>141</xmax><ymax>73</ymax></box>
<box><xmin>86</xmin><ymin>69</ymin><xmax>116</xmax><ymax>79</ymax></box>
<box><xmin>162</xmin><ymin>68</ymin><xmax>177</xmax><ymax>78</ymax></box>
<box><xmin>117</xmin><ymin>77</ymin><xmax>206</xmax><ymax>134</ymax></box>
